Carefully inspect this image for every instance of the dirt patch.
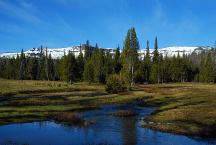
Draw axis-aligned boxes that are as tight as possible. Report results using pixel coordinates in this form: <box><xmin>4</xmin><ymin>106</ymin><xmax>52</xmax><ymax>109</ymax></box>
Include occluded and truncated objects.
<box><xmin>49</xmin><ymin>112</ymin><xmax>93</xmax><ymax>126</ymax></box>
<box><xmin>110</xmin><ymin>110</ymin><xmax>138</xmax><ymax>117</ymax></box>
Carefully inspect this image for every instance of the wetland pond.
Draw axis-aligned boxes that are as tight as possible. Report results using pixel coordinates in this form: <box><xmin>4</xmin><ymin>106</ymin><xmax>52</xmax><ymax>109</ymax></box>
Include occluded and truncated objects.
<box><xmin>0</xmin><ymin>104</ymin><xmax>215</xmax><ymax>145</ymax></box>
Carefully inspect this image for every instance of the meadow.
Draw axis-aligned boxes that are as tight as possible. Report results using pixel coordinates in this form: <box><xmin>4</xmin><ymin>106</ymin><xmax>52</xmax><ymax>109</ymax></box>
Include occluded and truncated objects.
<box><xmin>141</xmin><ymin>83</ymin><xmax>216</xmax><ymax>137</ymax></box>
<box><xmin>0</xmin><ymin>79</ymin><xmax>215</xmax><ymax>137</ymax></box>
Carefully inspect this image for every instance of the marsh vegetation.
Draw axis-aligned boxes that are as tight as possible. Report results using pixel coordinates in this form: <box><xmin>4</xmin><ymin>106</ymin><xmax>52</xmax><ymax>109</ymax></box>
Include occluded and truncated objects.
<box><xmin>0</xmin><ymin>79</ymin><xmax>216</xmax><ymax>138</ymax></box>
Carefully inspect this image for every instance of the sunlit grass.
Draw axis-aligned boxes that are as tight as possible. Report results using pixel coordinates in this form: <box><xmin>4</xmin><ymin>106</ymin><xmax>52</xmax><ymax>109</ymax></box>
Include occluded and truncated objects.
<box><xmin>141</xmin><ymin>83</ymin><xmax>216</xmax><ymax>137</ymax></box>
<box><xmin>0</xmin><ymin>79</ymin><xmax>104</xmax><ymax>95</ymax></box>
<box><xmin>0</xmin><ymin>79</ymin><xmax>148</xmax><ymax>125</ymax></box>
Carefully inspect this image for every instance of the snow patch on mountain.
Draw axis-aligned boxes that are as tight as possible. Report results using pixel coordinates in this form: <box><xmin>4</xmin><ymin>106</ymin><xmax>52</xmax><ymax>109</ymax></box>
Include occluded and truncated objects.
<box><xmin>0</xmin><ymin>45</ymin><xmax>212</xmax><ymax>59</ymax></box>
<box><xmin>0</xmin><ymin>45</ymin><xmax>84</xmax><ymax>59</ymax></box>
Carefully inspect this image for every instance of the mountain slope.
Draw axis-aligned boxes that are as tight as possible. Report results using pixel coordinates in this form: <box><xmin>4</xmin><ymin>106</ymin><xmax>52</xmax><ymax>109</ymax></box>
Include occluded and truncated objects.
<box><xmin>0</xmin><ymin>45</ymin><xmax>212</xmax><ymax>59</ymax></box>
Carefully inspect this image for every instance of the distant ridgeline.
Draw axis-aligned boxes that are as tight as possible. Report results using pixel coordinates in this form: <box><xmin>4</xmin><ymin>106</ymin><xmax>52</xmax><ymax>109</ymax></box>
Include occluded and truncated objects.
<box><xmin>0</xmin><ymin>28</ymin><xmax>216</xmax><ymax>84</ymax></box>
<box><xmin>0</xmin><ymin>45</ymin><xmax>213</xmax><ymax>59</ymax></box>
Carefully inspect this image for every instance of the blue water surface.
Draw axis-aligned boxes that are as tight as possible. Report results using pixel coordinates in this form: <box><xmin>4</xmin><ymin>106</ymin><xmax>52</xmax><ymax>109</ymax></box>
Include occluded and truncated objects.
<box><xmin>0</xmin><ymin>104</ymin><xmax>215</xmax><ymax>145</ymax></box>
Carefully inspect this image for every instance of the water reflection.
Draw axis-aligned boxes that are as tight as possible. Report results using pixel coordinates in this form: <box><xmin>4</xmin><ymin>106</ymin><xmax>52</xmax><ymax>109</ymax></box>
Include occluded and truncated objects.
<box><xmin>120</xmin><ymin>118</ymin><xmax>137</xmax><ymax>145</ymax></box>
<box><xmin>0</xmin><ymin>104</ymin><xmax>215</xmax><ymax>145</ymax></box>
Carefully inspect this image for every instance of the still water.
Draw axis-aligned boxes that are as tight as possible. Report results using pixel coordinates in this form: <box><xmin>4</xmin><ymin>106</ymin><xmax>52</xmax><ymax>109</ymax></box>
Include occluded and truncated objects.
<box><xmin>0</xmin><ymin>104</ymin><xmax>215</xmax><ymax>145</ymax></box>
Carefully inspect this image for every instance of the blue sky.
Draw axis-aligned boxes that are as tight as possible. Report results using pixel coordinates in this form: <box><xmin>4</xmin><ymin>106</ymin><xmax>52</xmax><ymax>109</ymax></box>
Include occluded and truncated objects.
<box><xmin>0</xmin><ymin>0</ymin><xmax>216</xmax><ymax>53</ymax></box>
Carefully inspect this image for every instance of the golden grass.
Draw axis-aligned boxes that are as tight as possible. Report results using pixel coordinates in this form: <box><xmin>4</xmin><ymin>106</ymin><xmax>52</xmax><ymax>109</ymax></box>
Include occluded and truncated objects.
<box><xmin>0</xmin><ymin>79</ymin><xmax>148</xmax><ymax>125</ymax></box>
<box><xmin>141</xmin><ymin>83</ymin><xmax>216</xmax><ymax>137</ymax></box>
<box><xmin>0</xmin><ymin>79</ymin><xmax>104</xmax><ymax>95</ymax></box>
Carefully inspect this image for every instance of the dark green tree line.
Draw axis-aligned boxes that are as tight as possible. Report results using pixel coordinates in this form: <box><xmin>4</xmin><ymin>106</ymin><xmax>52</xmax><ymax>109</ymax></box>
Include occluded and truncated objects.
<box><xmin>0</xmin><ymin>28</ymin><xmax>216</xmax><ymax>86</ymax></box>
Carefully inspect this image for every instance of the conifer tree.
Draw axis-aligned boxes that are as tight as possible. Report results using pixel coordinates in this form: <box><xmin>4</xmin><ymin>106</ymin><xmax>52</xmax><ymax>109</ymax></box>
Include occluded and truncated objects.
<box><xmin>143</xmin><ymin>40</ymin><xmax>151</xmax><ymax>83</ymax></box>
<box><xmin>59</xmin><ymin>51</ymin><xmax>68</xmax><ymax>81</ymax></box>
<box><xmin>114</xmin><ymin>46</ymin><xmax>122</xmax><ymax>74</ymax></box>
<box><xmin>170</xmin><ymin>54</ymin><xmax>180</xmax><ymax>82</ymax></box>
<box><xmin>134</xmin><ymin>59</ymin><xmax>144</xmax><ymax>83</ymax></box>
<box><xmin>7</xmin><ymin>57</ymin><xmax>17</xmax><ymax>79</ymax></box>
<box><xmin>176</xmin><ymin>53</ymin><xmax>182</xmax><ymax>81</ymax></box>
<box><xmin>19</xmin><ymin>49</ymin><xmax>26</xmax><ymax>80</ymax></box>
<box><xmin>150</xmin><ymin>37</ymin><xmax>160</xmax><ymax>83</ymax></box>
<box><xmin>84</xmin><ymin>40</ymin><xmax>92</xmax><ymax>61</ymax></box>
<box><xmin>0</xmin><ymin>58</ymin><xmax>4</xmax><ymax>78</ymax></box>
<box><xmin>158</xmin><ymin>54</ymin><xmax>164</xmax><ymax>83</ymax></box>
<box><xmin>199</xmin><ymin>51</ymin><xmax>214</xmax><ymax>82</ymax></box>
<box><xmin>92</xmin><ymin>44</ymin><xmax>106</xmax><ymax>83</ymax></box>
<box><xmin>67</xmin><ymin>52</ymin><xmax>77</xmax><ymax>83</ymax></box>
<box><xmin>180</xmin><ymin>53</ymin><xmax>188</xmax><ymax>82</ymax></box>
<box><xmin>121</xmin><ymin>27</ymin><xmax>139</xmax><ymax>87</ymax></box>
<box><xmin>76</xmin><ymin>50</ymin><xmax>85</xmax><ymax>81</ymax></box>
<box><xmin>83</xmin><ymin>58</ymin><xmax>94</xmax><ymax>84</ymax></box>
<box><xmin>47</xmin><ymin>54</ymin><xmax>55</xmax><ymax>81</ymax></box>
<box><xmin>37</xmin><ymin>47</ymin><xmax>46</xmax><ymax>80</ymax></box>
<box><xmin>28</xmin><ymin>56</ymin><xmax>38</xmax><ymax>80</ymax></box>
<box><xmin>153</xmin><ymin>37</ymin><xmax>159</xmax><ymax>63</ymax></box>
<box><xmin>15</xmin><ymin>54</ymin><xmax>20</xmax><ymax>79</ymax></box>
<box><xmin>104</xmin><ymin>51</ymin><xmax>114</xmax><ymax>80</ymax></box>
<box><xmin>45</xmin><ymin>48</ymin><xmax>49</xmax><ymax>80</ymax></box>
<box><xmin>163</xmin><ymin>54</ymin><xmax>171</xmax><ymax>82</ymax></box>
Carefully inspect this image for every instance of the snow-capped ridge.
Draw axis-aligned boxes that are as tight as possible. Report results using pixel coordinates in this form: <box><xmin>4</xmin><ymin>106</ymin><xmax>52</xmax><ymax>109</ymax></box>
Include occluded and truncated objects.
<box><xmin>0</xmin><ymin>45</ymin><xmax>212</xmax><ymax>59</ymax></box>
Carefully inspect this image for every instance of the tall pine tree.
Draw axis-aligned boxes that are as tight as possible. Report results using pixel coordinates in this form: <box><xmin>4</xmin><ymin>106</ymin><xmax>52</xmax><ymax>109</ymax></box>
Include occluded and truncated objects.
<box><xmin>114</xmin><ymin>46</ymin><xmax>122</xmax><ymax>74</ymax></box>
<box><xmin>199</xmin><ymin>51</ymin><xmax>214</xmax><ymax>82</ymax></box>
<box><xmin>19</xmin><ymin>49</ymin><xmax>26</xmax><ymax>80</ymax></box>
<box><xmin>67</xmin><ymin>52</ymin><xmax>77</xmax><ymax>83</ymax></box>
<box><xmin>143</xmin><ymin>40</ymin><xmax>151</xmax><ymax>83</ymax></box>
<box><xmin>121</xmin><ymin>27</ymin><xmax>139</xmax><ymax>87</ymax></box>
<box><xmin>76</xmin><ymin>49</ymin><xmax>85</xmax><ymax>81</ymax></box>
<box><xmin>150</xmin><ymin>37</ymin><xmax>160</xmax><ymax>83</ymax></box>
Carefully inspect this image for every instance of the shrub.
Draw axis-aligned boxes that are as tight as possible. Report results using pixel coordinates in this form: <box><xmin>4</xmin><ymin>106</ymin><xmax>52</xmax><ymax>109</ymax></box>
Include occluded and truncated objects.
<box><xmin>106</xmin><ymin>74</ymin><xmax>127</xmax><ymax>94</ymax></box>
